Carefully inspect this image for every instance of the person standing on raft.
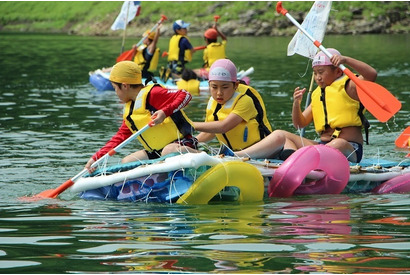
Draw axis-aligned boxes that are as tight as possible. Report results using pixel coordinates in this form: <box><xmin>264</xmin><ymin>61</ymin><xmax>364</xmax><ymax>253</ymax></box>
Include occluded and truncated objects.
<box><xmin>85</xmin><ymin>61</ymin><xmax>197</xmax><ymax>172</ymax></box>
<box><xmin>232</xmin><ymin>48</ymin><xmax>375</xmax><ymax>163</ymax></box>
<box><xmin>164</xmin><ymin>19</ymin><xmax>197</xmax><ymax>79</ymax></box>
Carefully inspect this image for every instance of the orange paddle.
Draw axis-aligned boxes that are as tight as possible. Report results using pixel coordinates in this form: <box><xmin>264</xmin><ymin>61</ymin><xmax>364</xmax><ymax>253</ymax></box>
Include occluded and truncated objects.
<box><xmin>116</xmin><ymin>48</ymin><xmax>135</xmax><ymax>63</ymax></box>
<box><xmin>276</xmin><ymin>1</ymin><xmax>402</xmax><ymax>123</ymax></box>
<box><xmin>395</xmin><ymin>126</ymin><xmax>410</xmax><ymax>148</ymax></box>
<box><xmin>23</xmin><ymin>123</ymin><xmax>153</xmax><ymax>201</ymax></box>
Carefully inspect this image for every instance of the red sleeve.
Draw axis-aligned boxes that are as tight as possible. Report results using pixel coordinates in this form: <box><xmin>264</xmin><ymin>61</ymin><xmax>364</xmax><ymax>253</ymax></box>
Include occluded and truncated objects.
<box><xmin>148</xmin><ymin>86</ymin><xmax>192</xmax><ymax>117</ymax></box>
<box><xmin>92</xmin><ymin>121</ymin><xmax>132</xmax><ymax>161</ymax></box>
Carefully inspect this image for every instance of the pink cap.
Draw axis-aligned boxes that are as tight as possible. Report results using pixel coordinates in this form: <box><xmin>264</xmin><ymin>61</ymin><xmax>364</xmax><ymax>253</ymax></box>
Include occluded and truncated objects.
<box><xmin>312</xmin><ymin>48</ymin><xmax>341</xmax><ymax>67</ymax></box>
<box><xmin>208</xmin><ymin>59</ymin><xmax>237</xmax><ymax>82</ymax></box>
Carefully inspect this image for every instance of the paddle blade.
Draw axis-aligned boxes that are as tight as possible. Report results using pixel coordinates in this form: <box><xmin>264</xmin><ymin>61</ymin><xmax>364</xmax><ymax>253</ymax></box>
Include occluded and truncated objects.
<box><xmin>19</xmin><ymin>188</ymin><xmax>60</xmax><ymax>202</ymax></box>
<box><xmin>21</xmin><ymin>179</ymin><xmax>75</xmax><ymax>201</ymax></box>
<box><xmin>395</xmin><ymin>126</ymin><xmax>410</xmax><ymax>148</ymax></box>
<box><xmin>355</xmin><ymin>80</ymin><xmax>402</xmax><ymax>123</ymax></box>
<box><xmin>116</xmin><ymin>49</ymin><xmax>135</xmax><ymax>63</ymax></box>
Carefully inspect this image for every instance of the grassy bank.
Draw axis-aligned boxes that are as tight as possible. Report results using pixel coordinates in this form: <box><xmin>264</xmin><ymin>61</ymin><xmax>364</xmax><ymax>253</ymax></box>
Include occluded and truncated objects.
<box><xmin>0</xmin><ymin>1</ymin><xmax>408</xmax><ymax>36</ymax></box>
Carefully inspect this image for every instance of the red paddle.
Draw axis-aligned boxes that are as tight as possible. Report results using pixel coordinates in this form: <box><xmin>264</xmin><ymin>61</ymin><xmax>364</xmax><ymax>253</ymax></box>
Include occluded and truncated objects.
<box><xmin>395</xmin><ymin>126</ymin><xmax>410</xmax><ymax>148</ymax></box>
<box><xmin>214</xmin><ymin>15</ymin><xmax>220</xmax><ymax>23</ymax></box>
<box><xmin>23</xmin><ymin>123</ymin><xmax>153</xmax><ymax>201</ymax></box>
<box><xmin>161</xmin><ymin>45</ymin><xmax>206</xmax><ymax>58</ymax></box>
<box><xmin>276</xmin><ymin>1</ymin><xmax>402</xmax><ymax>123</ymax></box>
<box><xmin>117</xmin><ymin>15</ymin><xmax>167</xmax><ymax>63</ymax></box>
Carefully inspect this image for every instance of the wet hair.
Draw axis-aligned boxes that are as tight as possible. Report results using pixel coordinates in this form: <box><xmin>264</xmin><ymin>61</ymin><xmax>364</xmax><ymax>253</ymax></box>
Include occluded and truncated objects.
<box><xmin>181</xmin><ymin>68</ymin><xmax>198</xmax><ymax>81</ymax></box>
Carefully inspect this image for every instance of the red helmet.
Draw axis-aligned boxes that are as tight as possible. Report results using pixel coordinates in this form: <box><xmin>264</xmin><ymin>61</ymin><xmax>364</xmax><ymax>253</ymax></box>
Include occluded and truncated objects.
<box><xmin>204</xmin><ymin>28</ymin><xmax>218</xmax><ymax>40</ymax></box>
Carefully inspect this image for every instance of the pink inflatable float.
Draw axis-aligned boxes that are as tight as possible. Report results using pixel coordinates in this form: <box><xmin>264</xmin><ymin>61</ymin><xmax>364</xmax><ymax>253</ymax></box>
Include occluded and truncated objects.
<box><xmin>372</xmin><ymin>173</ymin><xmax>410</xmax><ymax>194</ymax></box>
<box><xmin>268</xmin><ymin>145</ymin><xmax>350</xmax><ymax>197</ymax></box>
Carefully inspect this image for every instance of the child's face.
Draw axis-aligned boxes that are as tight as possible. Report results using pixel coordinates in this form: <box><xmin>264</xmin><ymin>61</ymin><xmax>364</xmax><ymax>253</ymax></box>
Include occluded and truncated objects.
<box><xmin>176</xmin><ymin>28</ymin><xmax>188</xmax><ymax>35</ymax></box>
<box><xmin>209</xmin><ymin>80</ymin><xmax>238</xmax><ymax>105</ymax></box>
<box><xmin>313</xmin><ymin>66</ymin><xmax>342</xmax><ymax>88</ymax></box>
<box><xmin>113</xmin><ymin>83</ymin><xmax>132</xmax><ymax>103</ymax></box>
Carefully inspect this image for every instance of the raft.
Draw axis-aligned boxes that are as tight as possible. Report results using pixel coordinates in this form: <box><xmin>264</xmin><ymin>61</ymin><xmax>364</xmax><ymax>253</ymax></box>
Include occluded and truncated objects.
<box><xmin>88</xmin><ymin>67</ymin><xmax>253</xmax><ymax>94</ymax></box>
<box><xmin>70</xmin><ymin>147</ymin><xmax>410</xmax><ymax>204</ymax></box>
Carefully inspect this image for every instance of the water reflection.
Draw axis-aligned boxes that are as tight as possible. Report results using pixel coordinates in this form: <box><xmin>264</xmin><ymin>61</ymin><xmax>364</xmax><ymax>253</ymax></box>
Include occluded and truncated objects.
<box><xmin>0</xmin><ymin>194</ymin><xmax>409</xmax><ymax>273</ymax></box>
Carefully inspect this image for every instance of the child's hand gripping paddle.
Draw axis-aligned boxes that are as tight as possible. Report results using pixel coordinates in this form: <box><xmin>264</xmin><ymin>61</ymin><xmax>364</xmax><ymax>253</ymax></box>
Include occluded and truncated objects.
<box><xmin>24</xmin><ymin>122</ymin><xmax>154</xmax><ymax>200</ymax></box>
<box><xmin>276</xmin><ymin>1</ymin><xmax>401</xmax><ymax>123</ymax></box>
<box><xmin>117</xmin><ymin>15</ymin><xmax>167</xmax><ymax>62</ymax></box>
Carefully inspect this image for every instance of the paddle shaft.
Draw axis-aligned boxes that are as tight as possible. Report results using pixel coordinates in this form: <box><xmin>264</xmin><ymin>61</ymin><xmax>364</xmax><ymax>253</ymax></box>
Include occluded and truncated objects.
<box><xmin>37</xmin><ymin>123</ymin><xmax>152</xmax><ymax>198</ymax></box>
<box><xmin>135</xmin><ymin>15</ymin><xmax>167</xmax><ymax>49</ymax></box>
<box><xmin>277</xmin><ymin>2</ymin><xmax>396</xmax><ymax>116</ymax></box>
<box><xmin>118</xmin><ymin>15</ymin><xmax>166</xmax><ymax>58</ymax></box>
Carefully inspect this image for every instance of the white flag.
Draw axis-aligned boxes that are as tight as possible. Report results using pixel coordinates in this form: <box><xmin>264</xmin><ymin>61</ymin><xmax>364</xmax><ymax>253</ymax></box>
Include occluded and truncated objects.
<box><xmin>111</xmin><ymin>1</ymin><xmax>141</xmax><ymax>31</ymax></box>
<box><xmin>287</xmin><ymin>1</ymin><xmax>332</xmax><ymax>59</ymax></box>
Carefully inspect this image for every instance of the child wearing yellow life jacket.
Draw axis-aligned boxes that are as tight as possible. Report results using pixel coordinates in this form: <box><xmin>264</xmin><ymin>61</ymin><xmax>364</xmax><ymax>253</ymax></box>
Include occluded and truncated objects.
<box><xmin>176</xmin><ymin>68</ymin><xmax>200</xmax><ymax>95</ymax></box>
<box><xmin>194</xmin><ymin>24</ymin><xmax>227</xmax><ymax>80</ymax></box>
<box><xmin>166</xmin><ymin>20</ymin><xmax>198</xmax><ymax>77</ymax></box>
<box><xmin>84</xmin><ymin>61</ymin><xmax>197</xmax><ymax>172</ymax></box>
<box><xmin>232</xmin><ymin>49</ymin><xmax>376</xmax><ymax>163</ymax></box>
<box><xmin>161</xmin><ymin>59</ymin><xmax>272</xmax><ymax>156</ymax></box>
<box><xmin>131</xmin><ymin>26</ymin><xmax>161</xmax><ymax>79</ymax></box>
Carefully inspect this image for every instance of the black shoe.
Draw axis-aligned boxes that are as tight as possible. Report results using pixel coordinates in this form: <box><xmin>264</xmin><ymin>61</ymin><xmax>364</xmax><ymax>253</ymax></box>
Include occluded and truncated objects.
<box><xmin>279</xmin><ymin>149</ymin><xmax>295</xmax><ymax>161</ymax></box>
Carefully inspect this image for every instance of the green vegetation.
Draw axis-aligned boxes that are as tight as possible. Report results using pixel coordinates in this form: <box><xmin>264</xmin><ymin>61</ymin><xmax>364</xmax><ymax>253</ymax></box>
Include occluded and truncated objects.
<box><xmin>0</xmin><ymin>1</ymin><xmax>408</xmax><ymax>35</ymax></box>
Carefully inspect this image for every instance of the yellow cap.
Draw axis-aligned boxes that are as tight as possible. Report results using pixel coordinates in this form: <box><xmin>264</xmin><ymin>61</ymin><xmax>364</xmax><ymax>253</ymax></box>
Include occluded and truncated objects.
<box><xmin>143</xmin><ymin>30</ymin><xmax>155</xmax><ymax>40</ymax></box>
<box><xmin>109</xmin><ymin>61</ymin><xmax>142</xmax><ymax>85</ymax></box>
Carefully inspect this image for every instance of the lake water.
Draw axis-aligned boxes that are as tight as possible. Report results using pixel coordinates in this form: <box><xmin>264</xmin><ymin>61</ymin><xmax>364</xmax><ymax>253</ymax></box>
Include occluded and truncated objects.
<box><xmin>0</xmin><ymin>33</ymin><xmax>409</xmax><ymax>273</ymax></box>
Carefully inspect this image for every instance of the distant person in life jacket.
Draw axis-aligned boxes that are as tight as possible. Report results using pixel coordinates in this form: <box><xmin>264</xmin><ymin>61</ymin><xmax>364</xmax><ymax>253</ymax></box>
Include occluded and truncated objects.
<box><xmin>194</xmin><ymin>23</ymin><xmax>227</xmax><ymax>80</ymax></box>
<box><xmin>166</xmin><ymin>19</ymin><xmax>199</xmax><ymax>78</ymax></box>
<box><xmin>231</xmin><ymin>48</ymin><xmax>376</xmax><ymax>163</ymax></box>
<box><xmin>161</xmin><ymin>59</ymin><xmax>272</xmax><ymax>157</ymax></box>
<box><xmin>131</xmin><ymin>25</ymin><xmax>161</xmax><ymax>79</ymax></box>
<box><xmin>176</xmin><ymin>68</ymin><xmax>201</xmax><ymax>95</ymax></box>
<box><xmin>85</xmin><ymin>61</ymin><xmax>197</xmax><ymax>172</ymax></box>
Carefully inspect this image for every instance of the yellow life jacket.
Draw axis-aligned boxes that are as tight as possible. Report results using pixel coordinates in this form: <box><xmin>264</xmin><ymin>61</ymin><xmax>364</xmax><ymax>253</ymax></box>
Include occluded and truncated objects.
<box><xmin>123</xmin><ymin>84</ymin><xmax>194</xmax><ymax>152</ymax></box>
<box><xmin>167</xmin><ymin>34</ymin><xmax>192</xmax><ymax>63</ymax></box>
<box><xmin>133</xmin><ymin>45</ymin><xmax>160</xmax><ymax>72</ymax></box>
<box><xmin>311</xmin><ymin>75</ymin><xmax>364</xmax><ymax>133</ymax></box>
<box><xmin>176</xmin><ymin>79</ymin><xmax>200</xmax><ymax>95</ymax></box>
<box><xmin>237</xmin><ymin>83</ymin><xmax>272</xmax><ymax>136</ymax></box>
<box><xmin>203</xmin><ymin>41</ymin><xmax>226</xmax><ymax>68</ymax></box>
<box><xmin>205</xmin><ymin>84</ymin><xmax>272</xmax><ymax>151</ymax></box>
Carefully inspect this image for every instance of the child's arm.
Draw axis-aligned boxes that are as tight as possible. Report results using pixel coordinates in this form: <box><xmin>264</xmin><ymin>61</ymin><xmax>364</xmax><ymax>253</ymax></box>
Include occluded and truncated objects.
<box><xmin>147</xmin><ymin>25</ymin><xmax>161</xmax><ymax>55</ymax></box>
<box><xmin>331</xmin><ymin>54</ymin><xmax>378</xmax><ymax>100</ymax></box>
<box><xmin>196</xmin><ymin>132</ymin><xmax>215</xmax><ymax>143</ymax></box>
<box><xmin>85</xmin><ymin>122</ymin><xmax>132</xmax><ymax>172</ymax></box>
<box><xmin>214</xmin><ymin>24</ymin><xmax>227</xmax><ymax>41</ymax></box>
<box><xmin>331</xmin><ymin>55</ymin><xmax>377</xmax><ymax>82</ymax></box>
<box><xmin>193</xmin><ymin>113</ymin><xmax>243</xmax><ymax>133</ymax></box>
<box><xmin>148</xmin><ymin>86</ymin><xmax>192</xmax><ymax>117</ymax></box>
